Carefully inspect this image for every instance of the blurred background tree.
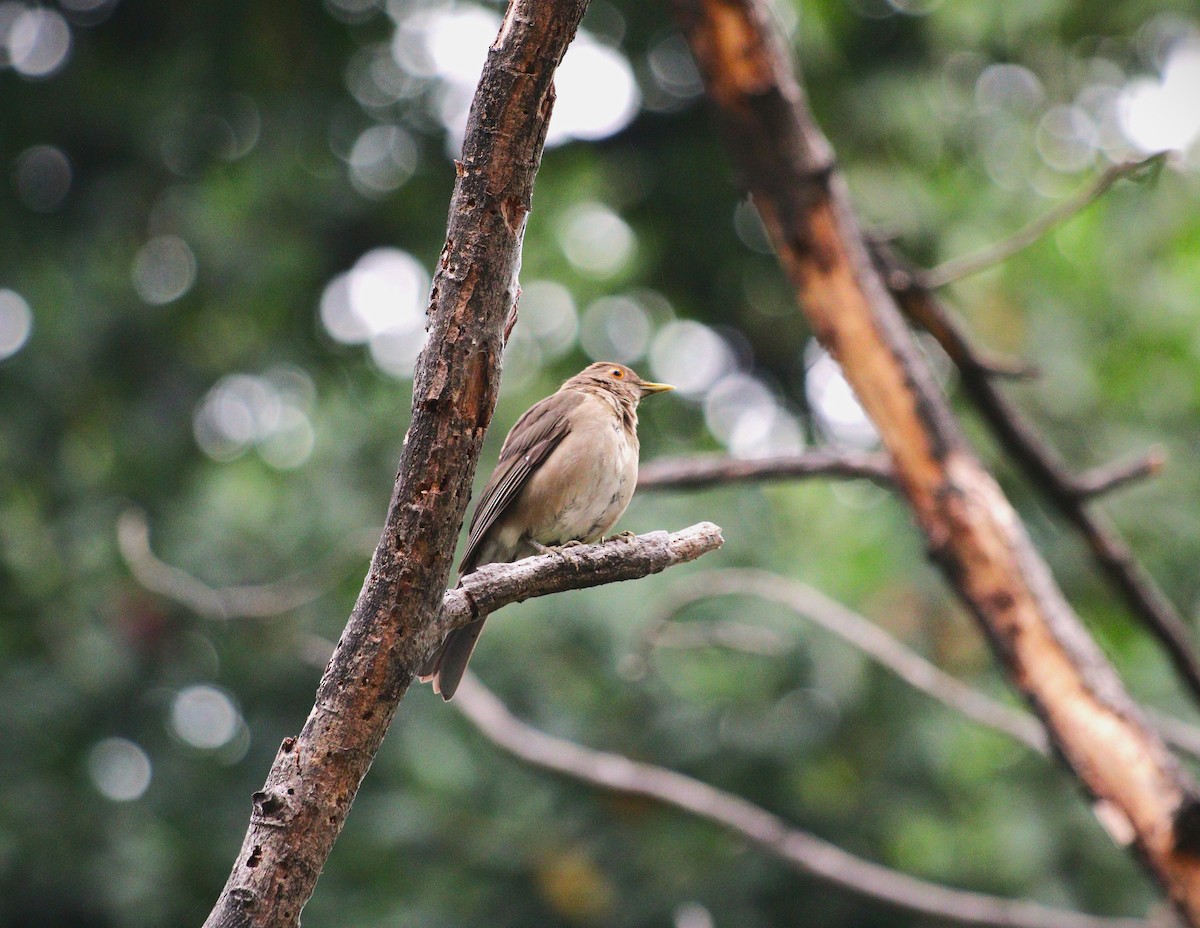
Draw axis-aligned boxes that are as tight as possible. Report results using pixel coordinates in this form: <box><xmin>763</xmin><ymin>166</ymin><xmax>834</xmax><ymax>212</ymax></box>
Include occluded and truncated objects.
<box><xmin>2</xmin><ymin>0</ymin><xmax>1200</xmax><ymax>925</ymax></box>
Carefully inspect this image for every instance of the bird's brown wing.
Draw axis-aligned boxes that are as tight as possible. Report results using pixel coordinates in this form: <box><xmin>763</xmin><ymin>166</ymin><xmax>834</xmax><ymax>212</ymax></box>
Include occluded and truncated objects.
<box><xmin>459</xmin><ymin>390</ymin><xmax>584</xmax><ymax>575</ymax></box>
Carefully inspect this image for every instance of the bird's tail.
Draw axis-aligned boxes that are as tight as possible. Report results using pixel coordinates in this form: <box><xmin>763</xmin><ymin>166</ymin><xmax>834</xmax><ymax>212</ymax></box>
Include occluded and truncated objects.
<box><xmin>418</xmin><ymin>616</ymin><xmax>487</xmax><ymax>701</ymax></box>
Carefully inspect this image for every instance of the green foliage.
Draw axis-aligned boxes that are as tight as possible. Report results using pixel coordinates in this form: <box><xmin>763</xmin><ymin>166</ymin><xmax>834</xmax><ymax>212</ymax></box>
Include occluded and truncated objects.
<box><xmin>2</xmin><ymin>0</ymin><xmax>1199</xmax><ymax>925</ymax></box>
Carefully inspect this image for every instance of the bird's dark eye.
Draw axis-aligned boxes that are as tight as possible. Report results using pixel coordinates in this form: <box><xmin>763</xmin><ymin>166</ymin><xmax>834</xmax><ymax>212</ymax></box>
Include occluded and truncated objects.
<box><xmin>610</xmin><ymin>368</ymin><xmax>624</xmax><ymax>378</ymax></box>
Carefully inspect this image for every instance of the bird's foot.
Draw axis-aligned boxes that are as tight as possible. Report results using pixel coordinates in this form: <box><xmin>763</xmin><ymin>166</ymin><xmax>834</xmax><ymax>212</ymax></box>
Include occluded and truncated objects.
<box><xmin>529</xmin><ymin>539</ymin><xmax>586</xmax><ymax>555</ymax></box>
<box><xmin>606</xmin><ymin>530</ymin><xmax>638</xmax><ymax>542</ymax></box>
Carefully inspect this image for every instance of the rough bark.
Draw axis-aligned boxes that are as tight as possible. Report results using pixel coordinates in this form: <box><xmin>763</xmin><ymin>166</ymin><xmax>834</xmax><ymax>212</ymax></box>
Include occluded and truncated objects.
<box><xmin>671</xmin><ymin>0</ymin><xmax>1200</xmax><ymax>918</ymax></box>
<box><xmin>442</xmin><ymin>523</ymin><xmax>723</xmax><ymax>632</ymax></box>
<box><xmin>201</xmin><ymin>1</ymin><xmax>589</xmax><ymax>924</ymax></box>
<box><xmin>874</xmin><ymin>241</ymin><xmax>1200</xmax><ymax>709</ymax></box>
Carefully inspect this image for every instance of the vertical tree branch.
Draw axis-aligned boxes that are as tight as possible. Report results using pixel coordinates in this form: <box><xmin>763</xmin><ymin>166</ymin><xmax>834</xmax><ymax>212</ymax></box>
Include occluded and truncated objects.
<box><xmin>201</xmin><ymin>2</ymin><xmax>589</xmax><ymax>925</ymax></box>
<box><xmin>671</xmin><ymin>0</ymin><xmax>1200</xmax><ymax>919</ymax></box>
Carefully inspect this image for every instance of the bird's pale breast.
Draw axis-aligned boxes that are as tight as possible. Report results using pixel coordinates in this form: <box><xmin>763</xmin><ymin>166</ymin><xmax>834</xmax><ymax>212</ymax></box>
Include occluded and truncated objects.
<box><xmin>502</xmin><ymin>392</ymin><xmax>638</xmax><ymax>552</ymax></box>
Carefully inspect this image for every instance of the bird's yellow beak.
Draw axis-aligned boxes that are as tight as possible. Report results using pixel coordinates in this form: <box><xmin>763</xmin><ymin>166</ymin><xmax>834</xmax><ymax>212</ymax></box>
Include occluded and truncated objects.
<box><xmin>638</xmin><ymin>380</ymin><xmax>675</xmax><ymax>397</ymax></box>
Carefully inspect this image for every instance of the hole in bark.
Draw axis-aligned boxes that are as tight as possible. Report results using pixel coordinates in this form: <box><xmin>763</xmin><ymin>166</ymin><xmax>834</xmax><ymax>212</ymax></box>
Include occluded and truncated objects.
<box><xmin>247</xmin><ymin>846</ymin><xmax>263</xmax><ymax>868</ymax></box>
<box><xmin>286</xmin><ymin>788</ymin><xmax>294</xmax><ymax>795</ymax></box>
<box><xmin>1175</xmin><ymin>796</ymin><xmax>1200</xmax><ymax>856</ymax></box>
<box><xmin>281</xmin><ymin>737</ymin><xmax>296</xmax><ymax>753</ymax></box>
<box><xmin>253</xmin><ymin>791</ymin><xmax>285</xmax><ymax>816</ymax></box>
<box><xmin>361</xmin><ymin>708</ymin><xmax>374</xmax><ymax>720</ymax></box>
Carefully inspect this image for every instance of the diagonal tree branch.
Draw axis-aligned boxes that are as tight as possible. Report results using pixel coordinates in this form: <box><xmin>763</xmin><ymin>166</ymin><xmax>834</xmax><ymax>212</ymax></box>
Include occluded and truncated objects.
<box><xmin>453</xmin><ymin>673</ymin><xmax>1153</xmax><ymax>928</ymax></box>
<box><xmin>640</xmin><ymin>569</ymin><xmax>1200</xmax><ymax>764</ymax></box>
<box><xmin>671</xmin><ymin>0</ymin><xmax>1200</xmax><ymax>918</ymax></box>
<box><xmin>201</xmin><ymin>2</ymin><xmax>592</xmax><ymax>924</ymax></box>
<box><xmin>874</xmin><ymin>240</ymin><xmax>1200</xmax><ymax>710</ymax></box>
<box><xmin>643</xmin><ymin>569</ymin><xmax>1049</xmax><ymax>754</ymax></box>
<box><xmin>638</xmin><ymin>449</ymin><xmax>894</xmax><ymax>490</ymax></box>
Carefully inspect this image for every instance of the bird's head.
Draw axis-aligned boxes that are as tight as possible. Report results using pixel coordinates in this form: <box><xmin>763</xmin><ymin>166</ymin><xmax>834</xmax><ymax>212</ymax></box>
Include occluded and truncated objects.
<box><xmin>564</xmin><ymin>362</ymin><xmax>675</xmax><ymax>404</ymax></box>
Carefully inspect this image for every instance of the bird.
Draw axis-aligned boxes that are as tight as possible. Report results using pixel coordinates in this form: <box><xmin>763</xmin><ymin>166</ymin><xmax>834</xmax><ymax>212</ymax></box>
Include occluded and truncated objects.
<box><xmin>420</xmin><ymin>361</ymin><xmax>674</xmax><ymax>700</ymax></box>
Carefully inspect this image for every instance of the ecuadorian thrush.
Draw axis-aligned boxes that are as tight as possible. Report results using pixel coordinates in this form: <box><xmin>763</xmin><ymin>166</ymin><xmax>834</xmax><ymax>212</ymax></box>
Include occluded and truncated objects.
<box><xmin>420</xmin><ymin>361</ymin><xmax>674</xmax><ymax>699</ymax></box>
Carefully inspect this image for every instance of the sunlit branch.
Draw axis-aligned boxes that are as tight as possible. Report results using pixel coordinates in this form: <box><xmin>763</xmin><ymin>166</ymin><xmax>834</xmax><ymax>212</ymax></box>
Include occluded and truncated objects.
<box><xmin>875</xmin><ymin>240</ymin><xmax>1200</xmax><ymax>712</ymax></box>
<box><xmin>921</xmin><ymin>152</ymin><xmax>1169</xmax><ymax>289</ymax></box>
<box><xmin>453</xmin><ymin>673</ymin><xmax>1151</xmax><ymax>928</ymax></box>
<box><xmin>638</xmin><ymin>450</ymin><xmax>894</xmax><ymax>490</ymax></box>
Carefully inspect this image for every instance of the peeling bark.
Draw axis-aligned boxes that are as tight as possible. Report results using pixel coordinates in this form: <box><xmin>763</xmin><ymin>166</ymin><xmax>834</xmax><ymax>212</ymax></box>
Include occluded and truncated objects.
<box><xmin>201</xmin><ymin>1</ymin><xmax>590</xmax><ymax>925</ymax></box>
<box><xmin>673</xmin><ymin>0</ymin><xmax>1200</xmax><ymax>918</ymax></box>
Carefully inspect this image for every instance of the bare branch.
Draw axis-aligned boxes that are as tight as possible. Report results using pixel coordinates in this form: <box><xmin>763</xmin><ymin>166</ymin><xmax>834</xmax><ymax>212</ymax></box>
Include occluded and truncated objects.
<box><xmin>638</xmin><ymin>450</ymin><xmax>894</xmax><ymax>490</ymax></box>
<box><xmin>638</xmin><ymin>570</ymin><xmax>1200</xmax><ymax>763</ymax></box>
<box><xmin>1073</xmin><ymin>448</ymin><xmax>1167</xmax><ymax>501</ymax></box>
<box><xmin>641</xmin><ymin>570</ymin><xmax>1048</xmax><ymax>754</ymax></box>
<box><xmin>433</xmin><ymin>523</ymin><xmax>724</xmax><ymax>644</ymax></box>
<box><xmin>875</xmin><ymin>240</ymin><xmax>1200</xmax><ymax>711</ymax></box>
<box><xmin>921</xmin><ymin>153</ymin><xmax>1170</xmax><ymax>289</ymax></box>
<box><xmin>647</xmin><ymin>618</ymin><xmax>791</xmax><ymax>656</ymax></box>
<box><xmin>117</xmin><ymin>509</ymin><xmax>361</xmax><ymax>620</ymax></box>
<box><xmin>246</xmin><ymin>524</ymin><xmax>727</xmax><ymax>669</ymax></box>
<box><xmin>454</xmin><ymin>674</ymin><xmax>1152</xmax><ymax>928</ymax></box>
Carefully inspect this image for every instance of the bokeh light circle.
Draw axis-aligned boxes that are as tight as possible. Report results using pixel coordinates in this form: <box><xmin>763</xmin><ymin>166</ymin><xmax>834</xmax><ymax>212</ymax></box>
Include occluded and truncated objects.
<box><xmin>132</xmin><ymin>235</ymin><xmax>198</xmax><ymax>305</ymax></box>
<box><xmin>88</xmin><ymin>738</ymin><xmax>152</xmax><ymax>802</ymax></box>
<box><xmin>14</xmin><ymin>144</ymin><xmax>72</xmax><ymax>211</ymax></box>
<box><xmin>171</xmin><ymin>685</ymin><xmax>241</xmax><ymax>750</ymax></box>
<box><xmin>0</xmin><ymin>289</ymin><xmax>33</xmax><ymax>360</ymax></box>
<box><xmin>7</xmin><ymin>8</ymin><xmax>71</xmax><ymax>78</ymax></box>
<box><xmin>559</xmin><ymin>203</ymin><xmax>636</xmax><ymax>278</ymax></box>
<box><xmin>649</xmin><ymin>320</ymin><xmax>733</xmax><ymax>396</ymax></box>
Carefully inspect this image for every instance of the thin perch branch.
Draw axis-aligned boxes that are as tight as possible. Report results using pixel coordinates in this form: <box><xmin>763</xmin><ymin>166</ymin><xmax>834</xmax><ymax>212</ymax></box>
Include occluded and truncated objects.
<box><xmin>433</xmin><ymin>523</ymin><xmax>724</xmax><ymax>643</ymax></box>
<box><xmin>638</xmin><ymin>449</ymin><xmax>894</xmax><ymax>490</ymax></box>
<box><xmin>921</xmin><ymin>152</ymin><xmax>1169</xmax><ymax>289</ymax></box>
<box><xmin>645</xmin><ymin>618</ymin><xmax>791</xmax><ymax>656</ymax></box>
<box><xmin>120</xmin><ymin>512</ymin><xmax>723</xmax><ymax>646</ymax></box>
<box><xmin>453</xmin><ymin>674</ymin><xmax>1151</xmax><ymax>928</ymax></box>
